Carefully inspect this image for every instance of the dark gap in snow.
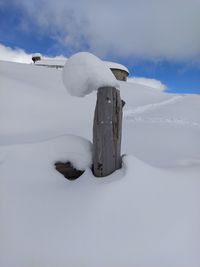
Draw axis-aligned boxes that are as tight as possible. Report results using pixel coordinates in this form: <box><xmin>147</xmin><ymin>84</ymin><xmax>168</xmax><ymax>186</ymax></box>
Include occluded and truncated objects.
<box><xmin>55</xmin><ymin>161</ymin><xmax>85</xmax><ymax>180</ymax></box>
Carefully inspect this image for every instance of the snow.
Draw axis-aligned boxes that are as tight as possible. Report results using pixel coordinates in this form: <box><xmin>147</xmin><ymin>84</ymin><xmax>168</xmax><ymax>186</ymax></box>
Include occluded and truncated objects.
<box><xmin>0</xmin><ymin>59</ymin><xmax>200</xmax><ymax>267</ymax></box>
<box><xmin>105</xmin><ymin>61</ymin><xmax>129</xmax><ymax>73</ymax></box>
<box><xmin>128</xmin><ymin>77</ymin><xmax>166</xmax><ymax>91</ymax></box>
<box><xmin>1</xmin><ymin>149</ymin><xmax>200</xmax><ymax>267</ymax></box>
<box><xmin>35</xmin><ymin>58</ymin><xmax>67</xmax><ymax>67</ymax></box>
<box><xmin>62</xmin><ymin>52</ymin><xmax>119</xmax><ymax>97</ymax></box>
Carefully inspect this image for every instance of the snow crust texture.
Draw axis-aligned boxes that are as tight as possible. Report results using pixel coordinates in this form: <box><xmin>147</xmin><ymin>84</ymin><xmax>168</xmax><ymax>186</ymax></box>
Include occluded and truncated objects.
<box><xmin>62</xmin><ymin>52</ymin><xmax>119</xmax><ymax>97</ymax></box>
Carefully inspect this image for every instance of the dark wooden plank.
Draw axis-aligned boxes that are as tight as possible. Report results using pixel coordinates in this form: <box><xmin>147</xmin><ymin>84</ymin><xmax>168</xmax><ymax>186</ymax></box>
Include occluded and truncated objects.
<box><xmin>93</xmin><ymin>87</ymin><xmax>122</xmax><ymax>177</ymax></box>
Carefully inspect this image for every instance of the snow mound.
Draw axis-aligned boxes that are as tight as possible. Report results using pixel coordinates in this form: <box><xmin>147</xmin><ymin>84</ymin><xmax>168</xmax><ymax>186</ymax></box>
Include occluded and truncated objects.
<box><xmin>62</xmin><ymin>52</ymin><xmax>119</xmax><ymax>97</ymax></box>
<box><xmin>1</xmin><ymin>147</ymin><xmax>200</xmax><ymax>267</ymax></box>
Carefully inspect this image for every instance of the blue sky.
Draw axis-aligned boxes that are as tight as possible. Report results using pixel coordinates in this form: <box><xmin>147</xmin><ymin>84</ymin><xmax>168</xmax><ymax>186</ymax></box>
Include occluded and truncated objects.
<box><xmin>0</xmin><ymin>0</ymin><xmax>199</xmax><ymax>94</ymax></box>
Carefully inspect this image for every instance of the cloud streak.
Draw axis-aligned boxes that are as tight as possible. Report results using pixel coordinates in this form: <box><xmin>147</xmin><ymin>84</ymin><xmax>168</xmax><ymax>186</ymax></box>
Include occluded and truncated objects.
<box><xmin>0</xmin><ymin>43</ymin><xmax>32</xmax><ymax>63</ymax></box>
<box><xmin>0</xmin><ymin>43</ymin><xmax>67</xmax><ymax>63</ymax></box>
<box><xmin>6</xmin><ymin>0</ymin><xmax>200</xmax><ymax>61</ymax></box>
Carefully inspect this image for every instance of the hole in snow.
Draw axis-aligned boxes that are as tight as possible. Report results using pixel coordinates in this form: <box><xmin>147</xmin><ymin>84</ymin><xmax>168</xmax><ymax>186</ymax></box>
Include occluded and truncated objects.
<box><xmin>55</xmin><ymin>161</ymin><xmax>85</xmax><ymax>180</ymax></box>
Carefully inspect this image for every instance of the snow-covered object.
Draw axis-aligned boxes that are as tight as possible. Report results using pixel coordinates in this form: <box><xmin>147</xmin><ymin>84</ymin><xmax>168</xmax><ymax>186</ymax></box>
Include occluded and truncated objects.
<box><xmin>35</xmin><ymin>58</ymin><xmax>67</xmax><ymax>67</ymax></box>
<box><xmin>105</xmin><ymin>61</ymin><xmax>129</xmax><ymax>74</ymax></box>
<box><xmin>62</xmin><ymin>52</ymin><xmax>119</xmax><ymax>97</ymax></box>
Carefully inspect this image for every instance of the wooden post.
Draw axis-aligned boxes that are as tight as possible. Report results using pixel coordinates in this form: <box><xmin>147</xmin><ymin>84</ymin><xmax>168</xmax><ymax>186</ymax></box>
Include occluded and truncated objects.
<box><xmin>93</xmin><ymin>87</ymin><xmax>123</xmax><ymax>177</ymax></box>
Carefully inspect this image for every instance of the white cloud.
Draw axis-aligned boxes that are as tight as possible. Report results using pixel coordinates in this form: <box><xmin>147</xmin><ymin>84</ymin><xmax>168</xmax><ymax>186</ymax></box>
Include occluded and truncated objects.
<box><xmin>10</xmin><ymin>0</ymin><xmax>200</xmax><ymax>61</ymax></box>
<box><xmin>0</xmin><ymin>43</ymin><xmax>67</xmax><ymax>64</ymax></box>
<box><xmin>0</xmin><ymin>43</ymin><xmax>32</xmax><ymax>63</ymax></box>
<box><xmin>128</xmin><ymin>77</ymin><xmax>166</xmax><ymax>91</ymax></box>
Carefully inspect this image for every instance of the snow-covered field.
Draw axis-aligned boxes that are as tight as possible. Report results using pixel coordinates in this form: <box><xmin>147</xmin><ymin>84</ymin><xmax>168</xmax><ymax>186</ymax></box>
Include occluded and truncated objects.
<box><xmin>0</xmin><ymin>60</ymin><xmax>200</xmax><ymax>267</ymax></box>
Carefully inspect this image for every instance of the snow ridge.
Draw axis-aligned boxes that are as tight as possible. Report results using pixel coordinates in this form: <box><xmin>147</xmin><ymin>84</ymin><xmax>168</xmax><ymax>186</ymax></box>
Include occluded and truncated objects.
<box><xmin>125</xmin><ymin>116</ymin><xmax>200</xmax><ymax>129</ymax></box>
<box><xmin>124</xmin><ymin>95</ymin><xmax>200</xmax><ymax>129</ymax></box>
<box><xmin>124</xmin><ymin>95</ymin><xmax>183</xmax><ymax>116</ymax></box>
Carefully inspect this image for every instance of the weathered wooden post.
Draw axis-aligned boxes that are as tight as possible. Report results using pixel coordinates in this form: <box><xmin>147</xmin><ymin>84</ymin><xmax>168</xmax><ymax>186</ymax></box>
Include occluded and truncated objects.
<box><xmin>93</xmin><ymin>86</ymin><xmax>123</xmax><ymax>177</ymax></box>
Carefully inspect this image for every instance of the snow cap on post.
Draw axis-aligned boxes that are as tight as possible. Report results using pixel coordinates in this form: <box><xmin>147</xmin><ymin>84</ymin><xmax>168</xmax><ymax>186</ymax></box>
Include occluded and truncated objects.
<box><xmin>62</xmin><ymin>52</ymin><xmax>119</xmax><ymax>97</ymax></box>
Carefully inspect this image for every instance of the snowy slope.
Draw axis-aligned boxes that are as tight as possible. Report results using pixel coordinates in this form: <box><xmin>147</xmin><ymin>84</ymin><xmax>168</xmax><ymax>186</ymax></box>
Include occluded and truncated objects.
<box><xmin>0</xmin><ymin>60</ymin><xmax>200</xmax><ymax>267</ymax></box>
<box><xmin>1</xmin><ymin>60</ymin><xmax>199</xmax><ymax>166</ymax></box>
